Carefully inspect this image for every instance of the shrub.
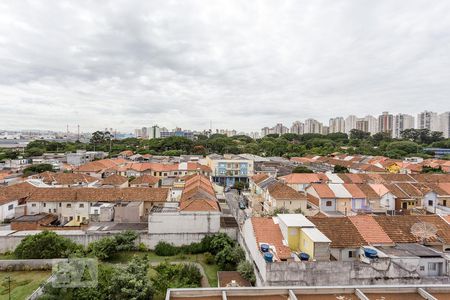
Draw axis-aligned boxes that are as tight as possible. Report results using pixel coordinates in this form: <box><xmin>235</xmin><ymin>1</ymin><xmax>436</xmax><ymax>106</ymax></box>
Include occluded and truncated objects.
<box><xmin>87</xmin><ymin>237</ymin><xmax>118</xmax><ymax>260</ymax></box>
<box><xmin>215</xmin><ymin>245</ymin><xmax>245</xmax><ymax>271</ymax></box>
<box><xmin>237</xmin><ymin>261</ymin><xmax>256</xmax><ymax>285</ymax></box>
<box><xmin>14</xmin><ymin>231</ymin><xmax>82</xmax><ymax>259</ymax></box>
<box><xmin>138</xmin><ymin>242</ymin><xmax>148</xmax><ymax>252</ymax></box>
<box><xmin>115</xmin><ymin>230</ymin><xmax>138</xmax><ymax>251</ymax></box>
<box><xmin>204</xmin><ymin>252</ymin><xmax>215</xmax><ymax>265</ymax></box>
<box><xmin>209</xmin><ymin>233</ymin><xmax>235</xmax><ymax>255</ymax></box>
<box><xmin>154</xmin><ymin>241</ymin><xmax>180</xmax><ymax>256</ymax></box>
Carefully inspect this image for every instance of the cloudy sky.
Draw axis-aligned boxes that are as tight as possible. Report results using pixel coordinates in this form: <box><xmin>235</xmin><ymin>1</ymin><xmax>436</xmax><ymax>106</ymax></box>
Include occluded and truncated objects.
<box><xmin>1</xmin><ymin>0</ymin><xmax>450</xmax><ymax>133</ymax></box>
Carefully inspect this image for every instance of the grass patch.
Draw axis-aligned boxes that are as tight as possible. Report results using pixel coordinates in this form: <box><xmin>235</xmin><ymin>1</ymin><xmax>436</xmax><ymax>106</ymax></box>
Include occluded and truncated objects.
<box><xmin>106</xmin><ymin>251</ymin><xmax>219</xmax><ymax>286</ymax></box>
<box><xmin>0</xmin><ymin>271</ymin><xmax>51</xmax><ymax>300</ymax></box>
<box><xmin>0</xmin><ymin>253</ymin><xmax>15</xmax><ymax>260</ymax></box>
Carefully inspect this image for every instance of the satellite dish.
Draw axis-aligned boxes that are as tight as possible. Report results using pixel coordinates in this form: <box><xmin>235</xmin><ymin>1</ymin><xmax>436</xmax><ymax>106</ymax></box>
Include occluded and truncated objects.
<box><xmin>411</xmin><ymin>222</ymin><xmax>437</xmax><ymax>243</ymax></box>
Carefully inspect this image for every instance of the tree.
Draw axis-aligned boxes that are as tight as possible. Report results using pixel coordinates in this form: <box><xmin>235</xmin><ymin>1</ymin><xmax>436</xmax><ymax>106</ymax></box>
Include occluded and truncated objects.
<box><xmin>215</xmin><ymin>245</ymin><xmax>245</xmax><ymax>271</ymax></box>
<box><xmin>87</xmin><ymin>237</ymin><xmax>118</xmax><ymax>260</ymax></box>
<box><xmin>386</xmin><ymin>141</ymin><xmax>420</xmax><ymax>155</ymax></box>
<box><xmin>23</xmin><ymin>164</ymin><xmax>54</xmax><ymax>177</ymax></box>
<box><xmin>14</xmin><ymin>231</ymin><xmax>82</xmax><ymax>259</ymax></box>
<box><xmin>152</xmin><ymin>261</ymin><xmax>202</xmax><ymax>296</ymax></box>
<box><xmin>25</xmin><ymin>147</ymin><xmax>45</xmax><ymax>157</ymax></box>
<box><xmin>237</xmin><ymin>261</ymin><xmax>256</xmax><ymax>285</ymax></box>
<box><xmin>109</xmin><ymin>255</ymin><xmax>153</xmax><ymax>300</ymax></box>
<box><xmin>349</xmin><ymin>129</ymin><xmax>370</xmax><ymax>140</ymax></box>
<box><xmin>333</xmin><ymin>165</ymin><xmax>349</xmax><ymax>173</ymax></box>
<box><xmin>292</xmin><ymin>166</ymin><xmax>313</xmax><ymax>173</ymax></box>
<box><xmin>421</xmin><ymin>165</ymin><xmax>445</xmax><ymax>174</ymax></box>
<box><xmin>209</xmin><ymin>233</ymin><xmax>235</xmax><ymax>255</ymax></box>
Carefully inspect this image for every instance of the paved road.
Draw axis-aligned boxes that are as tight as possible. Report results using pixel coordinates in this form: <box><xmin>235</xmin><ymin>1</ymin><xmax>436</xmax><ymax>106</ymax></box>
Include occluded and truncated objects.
<box><xmin>225</xmin><ymin>190</ymin><xmax>250</xmax><ymax>227</ymax></box>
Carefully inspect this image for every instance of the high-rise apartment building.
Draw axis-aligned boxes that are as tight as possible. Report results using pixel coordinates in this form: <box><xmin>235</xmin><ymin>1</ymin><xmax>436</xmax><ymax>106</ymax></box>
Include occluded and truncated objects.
<box><xmin>290</xmin><ymin>121</ymin><xmax>305</xmax><ymax>135</ymax></box>
<box><xmin>345</xmin><ymin>115</ymin><xmax>357</xmax><ymax>134</ymax></box>
<box><xmin>417</xmin><ymin>111</ymin><xmax>439</xmax><ymax>131</ymax></box>
<box><xmin>304</xmin><ymin>119</ymin><xmax>323</xmax><ymax>134</ymax></box>
<box><xmin>393</xmin><ymin>114</ymin><xmax>415</xmax><ymax>138</ymax></box>
<box><xmin>439</xmin><ymin>112</ymin><xmax>450</xmax><ymax>138</ymax></box>
<box><xmin>378</xmin><ymin>112</ymin><xmax>394</xmax><ymax>136</ymax></box>
<box><xmin>329</xmin><ymin>117</ymin><xmax>345</xmax><ymax>133</ymax></box>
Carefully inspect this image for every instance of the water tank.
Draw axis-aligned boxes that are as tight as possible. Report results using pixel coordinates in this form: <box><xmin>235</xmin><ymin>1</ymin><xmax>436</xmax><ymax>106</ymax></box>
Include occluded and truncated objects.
<box><xmin>299</xmin><ymin>252</ymin><xmax>310</xmax><ymax>261</ymax></box>
<box><xmin>264</xmin><ymin>252</ymin><xmax>273</xmax><ymax>262</ymax></box>
<box><xmin>260</xmin><ymin>244</ymin><xmax>270</xmax><ymax>253</ymax></box>
<box><xmin>364</xmin><ymin>248</ymin><xmax>378</xmax><ymax>258</ymax></box>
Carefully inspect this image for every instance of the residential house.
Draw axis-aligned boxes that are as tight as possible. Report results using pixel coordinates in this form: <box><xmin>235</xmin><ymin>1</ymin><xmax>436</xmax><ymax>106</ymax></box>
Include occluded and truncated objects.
<box><xmin>262</xmin><ymin>182</ymin><xmax>308</xmax><ymax>214</ymax></box>
<box><xmin>279</xmin><ymin>173</ymin><xmax>328</xmax><ymax>192</ymax></box>
<box><xmin>129</xmin><ymin>175</ymin><xmax>160</xmax><ymax>188</ymax></box>
<box><xmin>28</xmin><ymin>171</ymin><xmax>100</xmax><ymax>187</ymax></box>
<box><xmin>206</xmin><ymin>154</ymin><xmax>254</xmax><ymax>186</ymax></box>
<box><xmin>0</xmin><ymin>182</ymin><xmax>36</xmax><ymax>222</ymax></box>
<box><xmin>100</xmin><ymin>174</ymin><xmax>129</xmax><ymax>188</ymax></box>
<box><xmin>277</xmin><ymin>214</ymin><xmax>331</xmax><ymax>261</ymax></box>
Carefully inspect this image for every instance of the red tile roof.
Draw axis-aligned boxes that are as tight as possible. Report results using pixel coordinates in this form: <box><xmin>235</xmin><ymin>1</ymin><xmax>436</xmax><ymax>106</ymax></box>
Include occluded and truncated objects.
<box><xmin>129</xmin><ymin>175</ymin><xmax>159</xmax><ymax>185</ymax></box>
<box><xmin>280</xmin><ymin>173</ymin><xmax>327</xmax><ymax>184</ymax></box>
<box><xmin>268</xmin><ymin>182</ymin><xmax>306</xmax><ymax>201</ymax></box>
<box><xmin>308</xmin><ymin>217</ymin><xmax>366</xmax><ymax>248</ymax></box>
<box><xmin>310</xmin><ymin>183</ymin><xmax>335</xmax><ymax>198</ymax></box>
<box><xmin>101</xmin><ymin>174</ymin><xmax>128</xmax><ymax>186</ymax></box>
<box><xmin>251</xmin><ymin>173</ymin><xmax>269</xmax><ymax>184</ymax></box>
<box><xmin>348</xmin><ymin>215</ymin><xmax>393</xmax><ymax>245</ymax></box>
<box><xmin>251</xmin><ymin>217</ymin><xmax>291</xmax><ymax>260</ymax></box>
<box><xmin>342</xmin><ymin>184</ymin><xmax>366</xmax><ymax>198</ymax></box>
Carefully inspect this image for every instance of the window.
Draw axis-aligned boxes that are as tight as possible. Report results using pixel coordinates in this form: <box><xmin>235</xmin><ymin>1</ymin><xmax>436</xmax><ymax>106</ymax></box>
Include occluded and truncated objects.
<box><xmin>77</xmin><ymin>216</ymin><xmax>80</xmax><ymax>221</ymax></box>
<box><xmin>420</xmin><ymin>266</ymin><xmax>425</xmax><ymax>271</ymax></box>
<box><xmin>326</xmin><ymin>201</ymin><xmax>332</xmax><ymax>207</ymax></box>
<box><xmin>348</xmin><ymin>251</ymin><xmax>354</xmax><ymax>258</ymax></box>
<box><xmin>48</xmin><ymin>209</ymin><xmax>51</xmax><ymax>213</ymax></box>
<box><xmin>66</xmin><ymin>204</ymin><xmax>72</xmax><ymax>208</ymax></box>
<box><xmin>428</xmin><ymin>263</ymin><xmax>437</xmax><ymax>271</ymax></box>
<box><xmin>31</xmin><ymin>203</ymin><xmax>36</xmax><ymax>207</ymax></box>
<box><xmin>428</xmin><ymin>200</ymin><xmax>433</xmax><ymax>206</ymax></box>
<box><xmin>43</xmin><ymin>203</ymin><xmax>46</xmax><ymax>207</ymax></box>
<box><xmin>79</xmin><ymin>204</ymin><xmax>84</xmax><ymax>208</ymax></box>
<box><xmin>53</xmin><ymin>209</ymin><xmax>56</xmax><ymax>213</ymax></box>
<box><xmin>94</xmin><ymin>209</ymin><xmax>99</xmax><ymax>214</ymax></box>
<box><xmin>59</xmin><ymin>203</ymin><xmax>62</xmax><ymax>207</ymax></box>
<box><xmin>8</xmin><ymin>204</ymin><xmax>13</xmax><ymax>211</ymax></box>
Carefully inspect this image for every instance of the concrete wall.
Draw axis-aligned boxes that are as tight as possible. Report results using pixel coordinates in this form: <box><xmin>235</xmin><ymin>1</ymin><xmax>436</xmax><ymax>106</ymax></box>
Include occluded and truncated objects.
<box><xmin>0</xmin><ymin>200</ymin><xmax>18</xmax><ymax>222</ymax></box>
<box><xmin>148</xmin><ymin>212</ymin><xmax>221</xmax><ymax>234</ymax></box>
<box><xmin>0</xmin><ymin>259</ymin><xmax>66</xmax><ymax>271</ymax></box>
<box><xmin>264</xmin><ymin>259</ymin><xmax>450</xmax><ymax>286</ymax></box>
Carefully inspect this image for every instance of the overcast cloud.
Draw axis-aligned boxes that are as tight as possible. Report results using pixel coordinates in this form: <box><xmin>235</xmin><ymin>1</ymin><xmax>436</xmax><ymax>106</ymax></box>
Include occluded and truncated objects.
<box><xmin>0</xmin><ymin>0</ymin><xmax>450</xmax><ymax>132</ymax></box>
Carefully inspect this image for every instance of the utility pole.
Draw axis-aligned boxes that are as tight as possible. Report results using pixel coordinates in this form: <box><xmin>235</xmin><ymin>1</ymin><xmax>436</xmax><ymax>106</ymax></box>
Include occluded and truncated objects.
<box><xmin>77</xmin><ymin>124</ymin><xmax>80</xmax><ymax>141</ymax></box>
<box><xmin>5</xmin><ymin>276</ymin><xmax>11</xmax><ymax>300</ymax></box>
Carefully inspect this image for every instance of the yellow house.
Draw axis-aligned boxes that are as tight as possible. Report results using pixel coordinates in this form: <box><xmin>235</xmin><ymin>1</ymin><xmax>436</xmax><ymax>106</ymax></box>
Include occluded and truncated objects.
<box><xmin>277</xmin><ymin>214</ymin><xmax>330</xmax><ymax>261</ymax></box>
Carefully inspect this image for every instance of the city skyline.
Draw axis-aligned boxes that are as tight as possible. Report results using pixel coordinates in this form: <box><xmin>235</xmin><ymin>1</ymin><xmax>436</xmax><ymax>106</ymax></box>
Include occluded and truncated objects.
<box><xmin>1</xmin><ymin>1</ymin><xmax>450</xmax><ymax>132</ymax></box>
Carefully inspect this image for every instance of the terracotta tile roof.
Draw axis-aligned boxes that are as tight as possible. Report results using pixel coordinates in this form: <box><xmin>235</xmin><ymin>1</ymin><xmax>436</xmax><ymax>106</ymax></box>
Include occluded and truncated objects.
<box><xmin>179</xmin><ymin>199</ymin><xmax>220</xmax><ymax>212</ymax></box>
<box><xmin>384</xmin><ymin>184</ymin><xmax>409</xmax><ymax>198</ymax></box>
<box><xmin>75</xmin><ymin>159</ymin><xmax>123</xmax><ymax>173</ymax></box>
<box><xmin>342</xmin><ymin>184</ymin><xmax>366</xmax><ymax>198</ymax></box>
<box><xmin>179</xmin><ymin>174</ymin><xmax>220</xmax><ymax>212</ymax></box>
<box><xmin>119</xmin><ymin>150</ymin><xmax>134</xmax><ymax>156</ymax></box>
<box><xmin>310</xmin><ymin>183</ymin><xmax>335</xmax><ymax>198</ymax></box>
<box><xmin>394</xmin><ymin>183</ymin><xmax>423</xmax><ymax>198</ymax></box>
<box><xmin>217</xmin><ymin>271</ymin><xmax>251</xmax><ymax>287</ymax></box>
<box><xmin>251</xmin><ymin>173</ymin><xmax>269</xmax><ymax>184</ymax></box>
<box><xmin>308</xmin><ymin>217</ymin><xmax>367</xmax><ymax>248</ymax></box>
<box><xmin>101</xmin><ymin>174</ymin><xmax>128</xmax><ymax>186</ymax></box>
<box><xmin>26</xmin><ymin>187</ymin><xmax>169</xmax><ymax>203</ymax></box>
<box><xmin>268</xmin><ymin>182</ymin><xmax>306</xmax><ymax>201</ymax></box>
<box><xmin>0</xmin><ymin>182</ymin><xmax>36</xmax><ymax>204</ymax></box>
<box><xmin>368</xmin><ymin>184</ymin><xmax>390</xmax><ymax>197</ymax></box>
<box><xmin>410</xmin><ymin>174</ymin><xmax>450</xmax><ymax>183</ymax></box>
<box><xmin>442</xmin><ymin>216</ymin><xmax>450</xmax><ymax>224</ymax></box>
<box><xmin>374</xmin><ymin>215</ymin><xmax>450</xmax><ymax>244</ymax></box>
<box><xmin>357</xmin><ymin>184</ymin><xmax>380</xmax><ymax>198</ymax></box>
<box><xmin>129</xmin><ymin>175</ymin><xmax>159</xmax><ymax>185</ymax></box>
<box><xmin>30</xmin><ymin>172</ymin><xmax>99</xmax><ymax>185</ymax></box>
<box><xmin>251</xmin><ymin>217</ymin><xmax>291</xmax><ymax>260</ymax></box>
<box><xmin>280</xmin><ymin>173</ymin><xmax>328</xmax><ymax>184</ymax></box>
<box><xmin>348</xmin><ymin>215</ymin><xmax>393</xmax><ymax>245</ymax></box>
<box><xmin>337</xmin><ymin>174</ymin><xmax>365</xmax><ymax>184</ymax></box>
<box><xmin>437</xmin><ymin>183</ymin><xmax>450</xmax><ymax>195</ymax></box>
<box><xmin>307</xmin><ymin>194</ymin><xmax>320</xmax><ymax>207</ymax></box>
